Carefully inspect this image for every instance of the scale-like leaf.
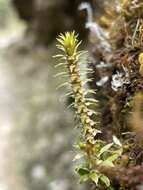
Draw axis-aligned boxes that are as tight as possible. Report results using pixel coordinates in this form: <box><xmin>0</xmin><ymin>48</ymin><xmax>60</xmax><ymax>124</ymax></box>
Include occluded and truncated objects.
<box><xmin>113</xmin><ymin>136</ymin><xmax>122</xmax><ymax>147</ymax></box>
<box><xmin>89</xmin><ymin>171</ymin><xmax>99</xmax><ymax>185</ymax></box>
<box><xmin>76</xmin><ymin>166</ymin><xmax>89</xmax><ymax>176</ymax></box>
<box><xmin>98</xmin><ymin>143</ymin><xmax>113</xmax><ymax>157</ymax></box>
<box><xmin>100</xmin><ymin>175</ymin><xmax>110</xmax><ymax>187</ymax></box>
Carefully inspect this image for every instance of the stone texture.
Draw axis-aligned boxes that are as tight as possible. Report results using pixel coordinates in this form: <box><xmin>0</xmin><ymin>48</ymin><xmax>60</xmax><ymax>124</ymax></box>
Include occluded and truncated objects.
<box><xmin>12</xmin><ymin>0</ymin><xmax>87</xmax><ymax>44</ymax></box>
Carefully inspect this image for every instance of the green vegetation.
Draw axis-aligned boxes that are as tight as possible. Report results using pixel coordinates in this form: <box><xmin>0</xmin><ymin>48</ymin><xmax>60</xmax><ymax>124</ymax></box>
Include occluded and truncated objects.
<box><xmin>54</xmin><ymin>1</ymin><xmax>143</xmax><ymax>189</ymax></box>
<box><xmin>55</xmin><ymin>32</ymin><xmax>123</xmax><ymax>189</ymax></box>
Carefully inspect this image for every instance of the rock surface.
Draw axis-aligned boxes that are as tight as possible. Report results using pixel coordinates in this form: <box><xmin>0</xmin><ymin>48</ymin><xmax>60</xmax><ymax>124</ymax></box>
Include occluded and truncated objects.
<box><xmin>12</xmin><ymin>0</ymin><xmax>87</xmax><ymax>44</ymax></box>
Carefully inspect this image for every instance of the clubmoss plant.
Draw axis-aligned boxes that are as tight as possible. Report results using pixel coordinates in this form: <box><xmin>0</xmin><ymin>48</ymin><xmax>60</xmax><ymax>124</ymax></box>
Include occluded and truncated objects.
<box><xmin>55</xmin><ymin>31</ymin><xmax>100</xmax><ymax>144</ymax></box>
<box><xmin>54</xmin><ymin>31</ymin><xmax>123</xmax><ymax>189</ymax></box>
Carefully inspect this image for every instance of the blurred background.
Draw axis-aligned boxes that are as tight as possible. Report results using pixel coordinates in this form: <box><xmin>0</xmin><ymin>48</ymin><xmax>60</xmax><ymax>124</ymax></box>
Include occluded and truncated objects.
<box><xmin>0</xmin><ymin>0</ymin><xmax>89</xmax><ymax>189</ymax></box>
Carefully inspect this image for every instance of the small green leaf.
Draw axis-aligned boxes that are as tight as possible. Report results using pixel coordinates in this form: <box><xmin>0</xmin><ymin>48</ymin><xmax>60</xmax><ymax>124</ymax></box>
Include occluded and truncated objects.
<box><xmin>106</xmin><ymin>154</ymin><xmax>120</xmax><ymax>162</ymax></box>
<box><xmin>76</xmin><ymin>166</ymin><xmax>89</xmax><ymax>176</ymax></box>
<box><xmin>101</xmin><ymin>160</ymin><xmax>114</xmax><ymax>167</ymax></box>
<box><xmin>100</xmin><ymin>175</ymin><xmax>110</xmax><ymax>187</ymax></box>
<box><xmin>89</xmin><ymin>171</ymin><xmax>99</xmax><ymax>185</ymax></box>
<box><xmin>79</xmin><ymin>174</ymin><xmax>89</xmax><ymax>183</ymax></box>
<box><xmin>98</xmin><ymin>143</ymin><xmax>113</xmax><ymax>157</ymax></box>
